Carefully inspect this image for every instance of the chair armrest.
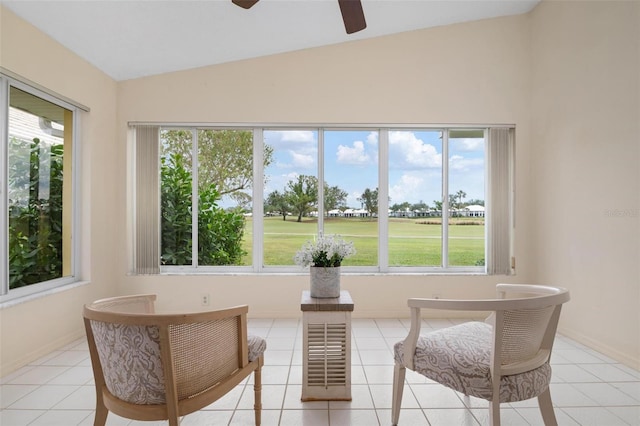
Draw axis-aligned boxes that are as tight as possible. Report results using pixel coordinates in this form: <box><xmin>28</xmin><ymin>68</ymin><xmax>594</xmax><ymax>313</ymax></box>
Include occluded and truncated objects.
<box><xmin>407</xmin><ymin>290</ymin><xmax>569</xmax><ymax>311</ymax></box>
<box><xmin>496</xmin><ymin>283</ymin><xmax>569</xmax><ymax>301</ymax></box>
<box><xmin>408</xmin><ymin>297</ymin><xmax>502</xmax><ymax>311</ymax></box>
<box><xmin>402</xmin><ymin>306</ymin><xmax>422</xmax><ymax>370</ymax></box>
<box><xmin>87</xmin><ymin>293</ymin><xmax>157</xmax><ymax>314</ymax></box>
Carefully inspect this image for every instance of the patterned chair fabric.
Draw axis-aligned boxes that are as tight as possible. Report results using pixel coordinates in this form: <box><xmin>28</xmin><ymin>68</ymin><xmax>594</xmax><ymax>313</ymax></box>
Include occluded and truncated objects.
<box><xmin>91</xmin><ymin>321</ymin><xmax>165</xmax><ymax>405</ymax></box>
<box><xmin>393</xmin><ymin>321</ymin><xmax>552</xmax><ymax>403</ymax></box>
<box><xmin>91</xmin><ymin>319</ymin><xmax>267</xmax><ymax>405</ymax></box>
<box><xmin>248</xmin><ymin>335</ymin><xmax>267</xmax><ymax>362</ymax></box>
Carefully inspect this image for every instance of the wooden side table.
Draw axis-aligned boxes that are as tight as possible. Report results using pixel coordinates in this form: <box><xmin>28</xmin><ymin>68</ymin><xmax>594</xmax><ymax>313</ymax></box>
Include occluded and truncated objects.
<box><xmin>300</xmin><ymin>290</ymin><xmax>354</xmax><ymax>401</ymax></box>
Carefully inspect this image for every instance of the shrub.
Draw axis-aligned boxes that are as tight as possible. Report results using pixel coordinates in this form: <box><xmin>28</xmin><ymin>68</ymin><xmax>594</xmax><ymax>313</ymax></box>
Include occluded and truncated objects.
<box><xmin>8</xmin><ymin>139</ymin><xmax>63</xmax><ymax>288</ymax></box>
<box><xmin>161</xmin><ymin>153</ymin><xmax>246</xmax><ymax>265</ymax></box>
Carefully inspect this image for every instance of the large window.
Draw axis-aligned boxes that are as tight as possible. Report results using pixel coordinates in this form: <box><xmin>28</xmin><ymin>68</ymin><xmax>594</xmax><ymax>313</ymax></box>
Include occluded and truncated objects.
<box><xmin>132</xmin><ymin>125</ymin><xmax>513</xmax><ymax>275</ymax></box>
<box><xmin>388</xmin><ymin>130</ymin><xmax>443</xmax><ymax>267</ymax></box>
<box><xmin>263</xmin><ymin>130</ymin><xmax>318</xmax><ymax>266</ymax></box>
<box><xmin>323</xmin><ymin>130</ymin><xmax>379</xmax><ymax>267</ymax></box>
<box><xmin>158</xmin><ymin>128</ymin><xmax>256</xmax><ymax>268</ymax></box>
<box><xmin>1</xmin><ymin>75</ymin><xmax>81</xmax><ymax>301</ymax></box>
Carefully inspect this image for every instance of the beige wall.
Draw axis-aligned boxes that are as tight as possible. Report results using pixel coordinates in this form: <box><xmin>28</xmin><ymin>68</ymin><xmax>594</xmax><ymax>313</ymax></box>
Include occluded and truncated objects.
<box><xmin>530</xmin><ymin>0</ymin><xmax>640</xmax><ymax>368</ymax></box>
<box><xmin>116</xmin><ymin>15</ymin><xmax>533</xmax><ymax>318</ymax></box>
<box><xmin>1</xmin><ymin>0</ymin><xmax>638</xmax><ymax>376</ymax></box>
<box><xmin>0</xmin><ymin>7</ymin><xmax>119</xmax><ymax>376</ymax></box>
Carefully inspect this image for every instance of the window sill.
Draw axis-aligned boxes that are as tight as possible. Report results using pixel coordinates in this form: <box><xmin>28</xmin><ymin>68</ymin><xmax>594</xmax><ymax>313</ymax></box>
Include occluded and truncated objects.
<box><xmin>0</xmin><ymin>280</ymin><xmax>90</xmax><ymax>310</ymax></box>
<box><xmin>149</xmin><ymin>267</ymin><xmax>487</xmax><ymax>276</ymax></box>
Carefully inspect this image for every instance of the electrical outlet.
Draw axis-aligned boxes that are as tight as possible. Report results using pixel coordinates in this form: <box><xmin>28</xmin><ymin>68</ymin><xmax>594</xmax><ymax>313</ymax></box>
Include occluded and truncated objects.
<box><xmin>201</xmin><ymin>293</ymin><xmax>210</xmax><ymax>306</ymax></box>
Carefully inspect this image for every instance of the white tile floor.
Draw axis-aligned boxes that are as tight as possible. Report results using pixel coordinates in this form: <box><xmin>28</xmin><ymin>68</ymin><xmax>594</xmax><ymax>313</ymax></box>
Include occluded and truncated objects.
<box><xmin>1</xmin><ymin>318</ymin><xmax>639</xmax><ymax>425</ymax></box>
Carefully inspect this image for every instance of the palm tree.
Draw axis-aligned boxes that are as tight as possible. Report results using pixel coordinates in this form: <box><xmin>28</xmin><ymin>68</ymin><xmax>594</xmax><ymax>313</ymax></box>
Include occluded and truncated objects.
<box><xmin>456</xmin><ymin>190</ymin><xmax>467</xmax><ymax>208</ymax></box>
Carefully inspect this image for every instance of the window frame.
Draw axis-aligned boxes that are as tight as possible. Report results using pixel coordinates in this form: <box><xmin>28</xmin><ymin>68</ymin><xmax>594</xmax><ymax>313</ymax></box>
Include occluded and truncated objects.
<box><xmin>146</xmin><ymin>123</ymin><xmax>511</xmax><ymax>276</ymax></box>
<box><xmin>0</xmin><ymin>74</ymin><xmax>84</xmax><ymax>303</ymax></box>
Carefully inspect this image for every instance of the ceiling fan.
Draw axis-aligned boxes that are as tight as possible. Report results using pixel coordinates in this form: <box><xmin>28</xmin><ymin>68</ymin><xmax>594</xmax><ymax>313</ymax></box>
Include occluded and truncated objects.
<box><xmin>232</xmin><ymin>0</ymin><xmax>367</xmax><ymax>34</ymax></box>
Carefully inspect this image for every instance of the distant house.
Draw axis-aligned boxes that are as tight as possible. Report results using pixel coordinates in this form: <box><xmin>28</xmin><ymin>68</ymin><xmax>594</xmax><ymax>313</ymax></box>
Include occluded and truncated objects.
<box><xmin>343</xmin><ymin>208</ymin><xmax>369</xmax><ymax>218</ymax></box>
<box><xmin>462</xmin><ymin>205</ymin><xmax>485</xmax><ymax>217</ymax></box>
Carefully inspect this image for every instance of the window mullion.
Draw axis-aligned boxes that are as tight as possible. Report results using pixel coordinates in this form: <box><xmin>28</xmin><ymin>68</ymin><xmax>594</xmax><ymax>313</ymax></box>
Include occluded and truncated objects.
<box><xmin>191</xmin><ymin>128</ymin><xmax>198</xmax><ymax>267</ymax></box>
<box><xmin>317</xmin><ymin>129</ymin><xmax>324</xmax><ymax>234</ymax></box>
<box><xmin>0</xmin><ymin>77</ymin><xmax>8</xmax><ymax>294</ymax></box>
<box><xmin>70</xmin><ymin>110</ymin><xmax>81</xmax><ymax>280</ymax></box>
<box><xmin>253</xmin><ymin>128</ymin><xmax>264</xmax><ymax>272</ymax></box>
<box><xmin>442</xmin><ymin>130</ymin><xmax>449</xmax><ymax>268</ymax></box>
<box><xmin>378</xmin><ymin>129</ymin><xmax>389</xmax><ymax>271</ymax></box>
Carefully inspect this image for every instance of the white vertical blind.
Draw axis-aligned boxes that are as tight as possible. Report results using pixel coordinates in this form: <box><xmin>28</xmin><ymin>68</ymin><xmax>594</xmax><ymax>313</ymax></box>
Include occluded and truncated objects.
<box><xmin>486</xmin><ymin>127</ymin><xmax>515</xmax><ymax>275</ymax></box>
<box><xmin>134</xmin><ymin>125</ymin><xmax>160</xmax><ymax>274</ymax></box>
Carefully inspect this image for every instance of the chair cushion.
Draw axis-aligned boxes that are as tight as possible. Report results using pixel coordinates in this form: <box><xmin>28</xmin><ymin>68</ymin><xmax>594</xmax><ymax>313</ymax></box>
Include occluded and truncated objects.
<box><xmin>394</xmin><ymin>321</ymin><xmax>552</xmax><ymax>403</ymax></box>
<box><xmin>247</xmin><ymin>335</ymin><xmax>267</xmax><ymax>362</ymax></box>
<box><xmin>91</xmin><ymin>321</ymin><xmax>167</xmax><ymax>405</ymax></box>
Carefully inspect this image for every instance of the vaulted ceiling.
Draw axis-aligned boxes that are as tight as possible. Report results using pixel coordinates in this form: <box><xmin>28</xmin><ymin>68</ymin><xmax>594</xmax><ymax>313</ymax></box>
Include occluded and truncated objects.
<box><xmin>3</xmin><ymin>0</ymin><xmax>539</xmax><ymax>81</ymax></box>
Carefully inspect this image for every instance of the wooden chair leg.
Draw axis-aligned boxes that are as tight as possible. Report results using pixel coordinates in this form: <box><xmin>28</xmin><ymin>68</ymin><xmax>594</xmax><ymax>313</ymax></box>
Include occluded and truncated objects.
<box><xmin>538</xmin><ymin>388</ymin><xmax>558</xmax><ymax>426</ymax></box>
<box><xmin>93</xmin><ymin>396</ymin><xmax>108</xmax><ymax>426</ymax></box>
<box><xmin>168</xmin><ymin>414</ymin><xmax>180</xmax><ymax>426</ymax></box>
<box><xmin>489</xmin><ymin>400</ymin><xmax>501</xmax><ymax>426</ymax></box>
<box><xmin>254</xmin><ymin>362</ymin><xmax>263</xmax><ymax>426</ymax></box>
<box><xmin>392</xmin><ymin>363</ymin><xmax>406</xmax><ymax>425</ymax></box>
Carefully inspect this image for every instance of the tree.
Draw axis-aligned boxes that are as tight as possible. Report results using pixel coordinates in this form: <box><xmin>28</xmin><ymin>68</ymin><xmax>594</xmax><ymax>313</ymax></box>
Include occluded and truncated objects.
<box><xmin>411</xmin><ymin>200</ymin><xmax>429</xmax><ymax>212</ymax></box>
<box><xmin>455</xmin><ymin>190</ymin><xmax>467</xmax><ymax>208</ymax></box>
<box><xmin>358</xmin><ymin>187</ymin><xmax>378</xmax><ymax>218</ymax></box>
<box><xmin>160</xmin><ymin>152</ymin><xmax>246</xmax><ymax>265</ymax></box>
<box><xmin>390</xmin><ymin>202</ymin><xmax>411</xmax><ymax>215</ymax></box>
<box><xmin>265</xmin><ymin>190</ymin><xmax>291</xmax><ymax>221</ymax></box>
<box><xmin>286</xmin><ymin>175</ymin><xmax>318</xmax><ymax>222</ymax></box>
<box><xmin>270</xmin><ymin>178</ymin><xmax>347</xmax><ymax>220</ymax></box>
<box><xmin>467</xmin><ymin>199</ymin><xmax>485</xmax><ymax>206</ymax></box>
<box><xmin>161</xmin><ymin>129</ymin><xmax>274</xmax><ymax>206</ymax></box>
<box><xmin>323</xmin><ymin>184</ymin><xmax>348</xmax><ymax>215</ymax></box>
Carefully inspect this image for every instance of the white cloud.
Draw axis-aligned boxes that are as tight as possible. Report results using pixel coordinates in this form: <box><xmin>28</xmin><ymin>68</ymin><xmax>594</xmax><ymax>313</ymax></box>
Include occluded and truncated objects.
<box><xmin>449</xmin><ymin>155</ymin><xmax>483</xmax><ymax>172</ymax></box>
<box><xmin>366</xmin><ymin>131</ymin><xmax>378</xmax><ymax>146</ymax></box>
<box><xmin>336</xmin><ymin>140</ymin><xmax>372</xmax><ymax>165</ymax></box>
<box><xmin>274</xmin><ymin>150</ymin><xmax>316</xmax><ymax>170</ymax></box>
<box><xmin>280</xmin><ymin>130</ymin><xmax>316</xmax><ymax>143</ymax></box>
<box><xmin>265</xmin><ymin>130</ymin><xmax>317</xmax><ymax>152</ymax></box>
<box><xmin>267</xmin><ymin>129</ymin><xmax>317</xmax><ymax>172</ymax></box>
<box><xmin>290</xmin><ymin>150</ymin><xmax>315</xmax><ymax>168</ymax></box>
<box><xmin>389</xmin><ymin>173</ymin><xmax>425</xmax><ymax>204</ymax></box>
<box><xmin>451</xmin><ymin>137</ymin><xmax>484</xmax><ymax>151</ymax></box>
<box><xmin>389</xmin><ymin>131</ymin><xmax>441</xmax><ymax>169</ymax></box>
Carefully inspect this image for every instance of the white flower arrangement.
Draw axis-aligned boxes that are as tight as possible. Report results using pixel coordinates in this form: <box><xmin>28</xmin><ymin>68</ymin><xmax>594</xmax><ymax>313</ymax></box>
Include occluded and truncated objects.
<box><xmin>294</xmin><ymin>234</ymin><xmax>356</xmax><ymax>268</ymax></box>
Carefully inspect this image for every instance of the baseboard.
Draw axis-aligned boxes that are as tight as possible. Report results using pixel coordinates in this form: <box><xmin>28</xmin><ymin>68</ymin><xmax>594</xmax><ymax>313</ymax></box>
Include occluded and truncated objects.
<box><xmin>558</xmin><ymin>326</ymin><xmax>640</xmax><ymax>371</ymax></box>
<box><xmin>0</xmin><ymin>329</ymin><xmax>86</xmax><ymax>378</ymax></box>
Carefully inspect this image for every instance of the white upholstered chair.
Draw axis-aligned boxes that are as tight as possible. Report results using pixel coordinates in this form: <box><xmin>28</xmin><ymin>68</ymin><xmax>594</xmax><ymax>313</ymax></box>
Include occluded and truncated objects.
<box><xmin>392</xmin><ymin>284</ymin><xmax>570</xmax><ymax>426</ymax></box>
<box><xmin>83</xmin><ymin>294</ymin><xmax>266</xmax><ymax>426</ymax></box>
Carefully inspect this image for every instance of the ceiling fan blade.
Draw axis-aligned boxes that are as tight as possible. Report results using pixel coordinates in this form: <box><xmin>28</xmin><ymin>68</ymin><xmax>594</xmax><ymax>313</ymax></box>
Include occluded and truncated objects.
<box><xmin>338</xmin><ymin>0</ymin><xmax>367</xmax><ymax>34</ymax></box>
<box><xmin>232</xmin><ymin>0</ymin><xmax>259</xmax><ymax>9</ymax></box>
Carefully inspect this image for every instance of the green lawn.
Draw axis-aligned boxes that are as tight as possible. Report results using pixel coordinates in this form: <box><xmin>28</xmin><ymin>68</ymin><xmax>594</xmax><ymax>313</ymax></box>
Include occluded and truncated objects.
<box><xmin>241</xmin><ymin>216</ymin><xmax>484</xmax><ymax>267</ymax></box>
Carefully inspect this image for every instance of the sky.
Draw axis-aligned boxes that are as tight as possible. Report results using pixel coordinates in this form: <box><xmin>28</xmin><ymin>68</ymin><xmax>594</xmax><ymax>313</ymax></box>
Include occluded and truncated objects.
<box><xmin>263</xmin><ymin>129</ymin><xmax>485</xmax><ymax>210</ymax></box>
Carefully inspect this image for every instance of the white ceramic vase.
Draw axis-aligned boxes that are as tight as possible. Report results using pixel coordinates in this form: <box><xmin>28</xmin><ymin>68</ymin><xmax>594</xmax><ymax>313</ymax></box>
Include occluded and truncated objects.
<box><xmin>310</xmin><ymin>266</ymin><xmax>341</xmax><ymax>298</ymax></box>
